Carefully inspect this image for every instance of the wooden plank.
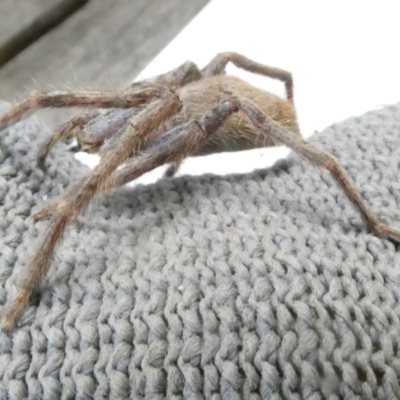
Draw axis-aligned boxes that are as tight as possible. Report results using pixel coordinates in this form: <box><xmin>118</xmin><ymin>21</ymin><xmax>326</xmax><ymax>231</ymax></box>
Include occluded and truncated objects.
<box><xmin>0</xmin><ymin>0</ymin><xmax>89</xmax><ymax>67</ymax></box>
<box><xmin>0</xmin><ymin>0</ymin><xmax>208</xmax><ymax>128</ymax></box>
<box><xmin>0</xmin><ymin>0</ymin><xmax>53</xmax><ymax>41</ymax></box>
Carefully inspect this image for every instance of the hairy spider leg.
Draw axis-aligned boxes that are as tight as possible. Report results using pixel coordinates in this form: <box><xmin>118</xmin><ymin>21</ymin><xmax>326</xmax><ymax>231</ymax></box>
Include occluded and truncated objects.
<box><xmin>37</xmin><ymin>61</ymin><xmax>203</xmax><ymax>167</ymax></box>
<box><xmin>101</xmin><ymin>98</ymin><xmax>400</xmax><ymax>244</ymax></box>
<box><xmin>37</xmin><ymin>110</ymin><xmax>100</xmax><ymax>167</ymax></box>
<box><xmin>202</xmin><ymin>52</ymin><xmax>294</xmax><ymax>101</ymax></box>
<box><xmin>26</xmin><ymin>61</ymin><xmax>201</xmax><ymax>172</ymax></box>
<box><xmin>235</xmin><ymin>98</ymin><xmax>400</xmax><ymax>243</ymax></box>
<box><xmin>0</xmin><ymin>86</ymin><xmax>170</xmax><ymax>132</ymax></box>
<box><xmin>132</xmin><ymin>60</ymin><xmax>203</xmax><ymax>179</ymax></box>
<box><xmin>2</xmin><ymin>91</ymin><xmax>182</xmax><ymax>330</ymax></box>
<box><xmin>2</xmin><ymin>99</ymin><xmax>244</xmax><ymax>330</ymax></box>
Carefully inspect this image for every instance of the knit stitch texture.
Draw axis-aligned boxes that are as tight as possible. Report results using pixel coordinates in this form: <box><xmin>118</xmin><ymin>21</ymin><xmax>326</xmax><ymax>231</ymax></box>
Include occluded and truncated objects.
<box><xmin>0</xmin><ymin>101</ymin><xmax>400</xmax><ymax>399</ymax></box>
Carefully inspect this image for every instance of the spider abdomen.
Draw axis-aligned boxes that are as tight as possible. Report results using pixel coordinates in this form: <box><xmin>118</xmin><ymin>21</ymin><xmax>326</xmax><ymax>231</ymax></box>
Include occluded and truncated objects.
<box><xmin>177</xmin><ymin>75</ymin><xmax>300</xmax><ymax>156</ymax></box>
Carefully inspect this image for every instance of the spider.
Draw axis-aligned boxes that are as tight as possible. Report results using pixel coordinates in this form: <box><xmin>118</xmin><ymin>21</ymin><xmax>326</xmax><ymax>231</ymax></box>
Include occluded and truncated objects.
<box><xmin>0</xmin><ymin>52</ymin><xmax>399</xmax><ymax>330</ymax></box>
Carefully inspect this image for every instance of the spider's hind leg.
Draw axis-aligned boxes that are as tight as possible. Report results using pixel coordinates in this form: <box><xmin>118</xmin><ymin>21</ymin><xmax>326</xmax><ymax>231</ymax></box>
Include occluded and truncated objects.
<box><xmin>202</xmin><ymin>52</ymin><xmax>294</xmax><ymax>100</ymax></box>
<box><xmin>233</xmin><ymin>98</ymin><xmax>400</xmax><ymax>243</ymax></box>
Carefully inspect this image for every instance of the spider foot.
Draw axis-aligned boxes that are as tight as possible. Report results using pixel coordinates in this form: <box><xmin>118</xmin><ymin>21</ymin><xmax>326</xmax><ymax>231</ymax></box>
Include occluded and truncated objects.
<box><xmin>375</xmin><ymin>223</ymin><xmax>400</xmax><ymax>245</ymax></box>
<box><xmin>1</xmin><ymin>310</ymin><xmax>17</xmax><ymax>332</ymax></box>
<box><xmin>1</xmin><ymin>289</ymin><xmax>31</xmax><ymax>332</ymax></box>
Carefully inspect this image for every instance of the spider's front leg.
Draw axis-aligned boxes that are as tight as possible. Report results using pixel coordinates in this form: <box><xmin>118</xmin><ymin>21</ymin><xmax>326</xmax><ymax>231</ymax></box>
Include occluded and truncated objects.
<box><xmin>0</xmin><ymin>87</ymin><xmax>167</xmax><ymax>132</ymax></box>
<box><xmin>1</xmin><ymin>91</ymin><xmax>183</xmax><ymax>330</ymax></box>
<box><xmin>1</xmin><ymin>96</ymin><xmax>244</xmax><ymax>330</ymax></box>
<box><xmin>36</xmin><ymin>61</ymin><xmax>203</xmax><ymax>166</ymax></box>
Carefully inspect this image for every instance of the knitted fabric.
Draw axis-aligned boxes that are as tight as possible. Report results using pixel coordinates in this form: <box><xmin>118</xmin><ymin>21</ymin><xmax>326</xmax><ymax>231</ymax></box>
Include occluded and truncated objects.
<box><xmin>0</xmin><ymin>100</ymin><xmax>400</xmax><ymax>400</ymax></box>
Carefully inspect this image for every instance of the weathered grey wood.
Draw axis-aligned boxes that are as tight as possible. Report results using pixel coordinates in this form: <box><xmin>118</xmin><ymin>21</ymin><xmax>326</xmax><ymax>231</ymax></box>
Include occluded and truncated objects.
<box><xmin>0</xmin><ymin>0</ymin><xmax>208</xmax><ymax>128</ymax></box>
<box><xmin>0</xmin><ymin>0</ymin><xmax>54</xmax><ymax>41</ymax></box>
<box><xmin>0</xmin><ymin>0</ymin><xmax>89</xmax><ymax>67</ymax></box>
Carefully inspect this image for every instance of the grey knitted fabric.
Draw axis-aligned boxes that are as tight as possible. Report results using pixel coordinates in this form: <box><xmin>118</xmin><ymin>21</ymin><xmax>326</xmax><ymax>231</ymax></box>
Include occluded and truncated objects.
<box><xmin>1</xmin><ymin>100</ymin><xmax>400</xmax><ymax>400</ymax></box>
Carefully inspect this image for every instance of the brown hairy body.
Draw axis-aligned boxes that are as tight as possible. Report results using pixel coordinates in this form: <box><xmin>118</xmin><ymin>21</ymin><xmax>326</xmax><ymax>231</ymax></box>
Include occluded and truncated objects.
<box><xmin>0</xmin><ymin>52</ymin><xmax>399</xmax><ymax>330</ymax></box>
<box><xmin>178</xmin><ymin>75</ymin><xmax>300</xmax><ymax>155</ymax></box>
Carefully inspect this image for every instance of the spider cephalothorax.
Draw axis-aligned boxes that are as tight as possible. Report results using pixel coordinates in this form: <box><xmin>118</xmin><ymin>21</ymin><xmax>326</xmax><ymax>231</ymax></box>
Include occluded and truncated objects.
<box><xmin>0</xmin><ymin>52</ymin><xmax>399</xmax><ymax>330</ymax></box>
